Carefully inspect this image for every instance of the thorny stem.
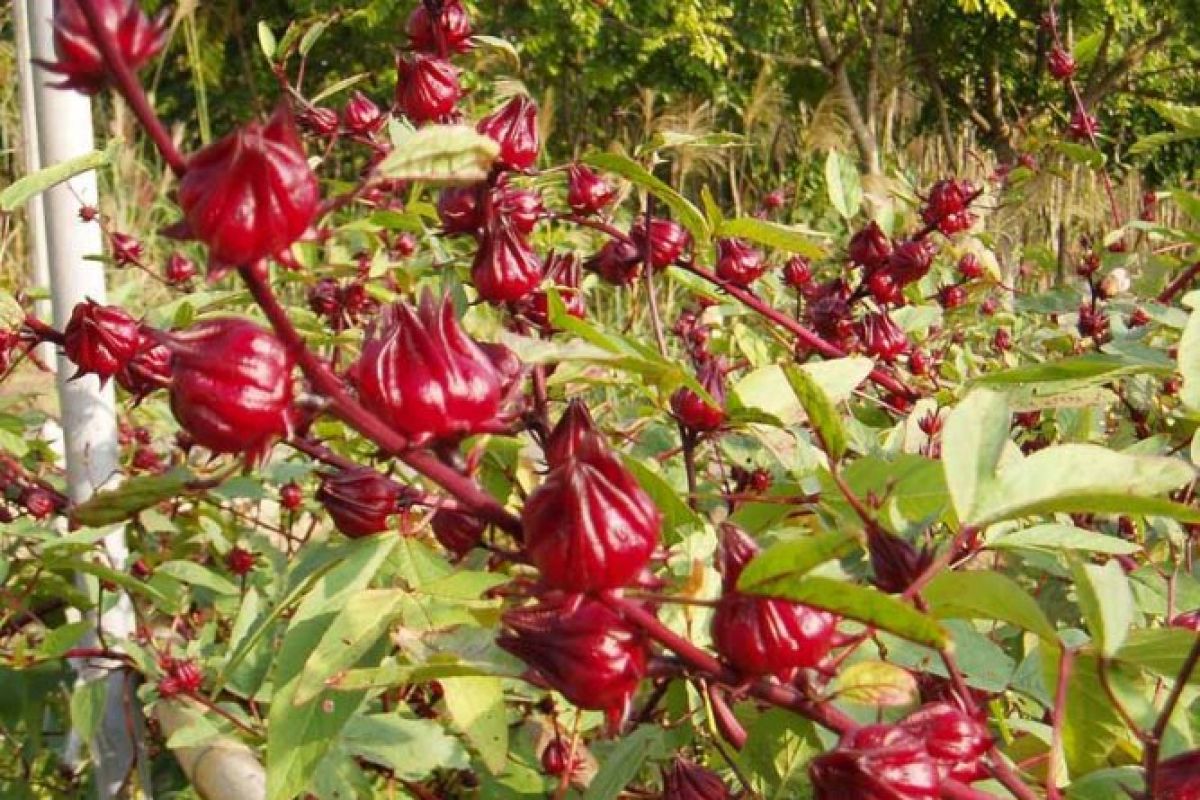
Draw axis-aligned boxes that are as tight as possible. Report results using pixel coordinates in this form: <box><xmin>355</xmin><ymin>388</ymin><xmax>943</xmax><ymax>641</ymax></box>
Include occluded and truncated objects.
<box><xmin>76</xmin><ymin>0</ymin><xmax>188</xmax><ymax>177</ymax></box>
<box><xmin>1144</xmin><ymin>633</ymin><xmax>1200</xmax><ymax>796</ymax></box>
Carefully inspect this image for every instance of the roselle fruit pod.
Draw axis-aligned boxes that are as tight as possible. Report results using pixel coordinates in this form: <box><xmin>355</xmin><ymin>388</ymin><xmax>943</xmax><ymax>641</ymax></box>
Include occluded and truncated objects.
<box><xmin>43</xmin><ymin>0</ymin><xmax>168</xmax><ymax>94</ymax></box>
<box><xmin>848</xmin><ymin>221</ymin><xmax>893</xmax><ymax>272</ymax></box>
<box><xmin>809</xmin><ymin>724</ymin><xmax>940</xmax><ymax>800</ymax></box>
<box><xmin>472</xmin><ymin>226</ymin><xmax>544</xmax><ymax>305</ymax></box>
<box><xmin>711</xmin><ymin>524</ymin><xmax>838</xmax><ymax>676</ymax></box>
<box><xmin>178</xmin><ymin>105</ymin><xmax>318</xmax><ymax>269</ymax></box>
<box><xmin>317</xmin><ymin>468</ymin><xmax>403</xmax><ymax>538</ymax></box>
<box><xmin>586</xmin><ymin>238</ymin><xmax>642</xmax><ymax>286</ymax></box>
<box><xmin>671</xmin><ymin>358</ymin><xmax>727</xmax><ymax>433</ymax></box>
<box><xmin>525</xmin><ymin>253</ymin><xmax>585</xmax><ymax>330</ymax></box>
<box><xmin>522</xmin><ymin>446</ymin><xmax>662</xmax><ymax>591</ymax></box>
<box><xmin>1157</xmin><ymin>749</ymin><xmax>1200</xmax><ymax>799</ymax></box>
<box><xmin>437</xmin><ymin>185</ymin><xmax>485</xmax><ymax>235</ymax></box>
<box><xmin>867</xmin><ymin>525</ymin><xmax>934</xmax><ymax>594</ymax></box>
<box><xmin>298</xmin><ymin>105</ymin><xmax>339</xmax><ymax>137</ymax></box>
<box><xmin>1170</xmin><ymin>609</ymin><xmax>1200</xmax><ymax>631</ymax></box>
<box><xmin>922</xmin><ymin>179</ymin><xmax>976</xmax><ymax>236</ymax></box>
<box><xmin>782</xmin><ymin>256</ymin><xmax>812</xmax><ymax>289</ymax></box>
<box><xmin>354</xmin><ymin>292</ymin><xmax>506</xmax><ymax>443</ymax></box>
<box><xmin>165</xmin><ymin>253</ymin><xmax>197</xmax><ymax>284</ymax></box>
<box><xmin>165</xmin><ymin>318</ymin><xmax>294</xmax><ymax>458</ymax></box>
<box><xmin>715</xmin><ymin>238</ymin><xmax>766</xmax><ymax>287</ymax></box>
<box><xmin>901</xmin><ymin>702</ymin><xmax>992</xmax><ymax>783</ymax></box>
<box><xmin>567</xmin><ymin>164</ymin><xmax>618</xmax><ymax>216</ymax></box>
<box><xmin>62</xmin><ymin>299</ymin><xmax>141</xmax><ymax>382</ymax></box>
<box><xmin>630</xmin><ymin>218</ymin><xmax>691</xmax><ymax>270</ymax></box>
<box><xmin>544</xmin><ymin>399</ymin><xmax>608</xmax><ymax>467</ymax></box>
<box><xmin>1048</xmin><ymin>46</ymin><xmax>1076</xmax><ymax>80</ymax></box>
<box><xmin>477</xmin><ymin>95</ymin><xmax>540</xmax><ymax>171</ymax></box>
<box><xmin>1068</xmin><ymin>110</ymin><xmax>1099</xmax><ymax>141</ymax></box>
<box><xmin>406</xmin><ymin>0</ymin><xmax>473</xmax><ymax>54</ymax></box>
<box><xmin>494</xmin><ymin>182</ymin><xmax>546</xmax><ymax>235</ymax></box>
<box><xmin>661</xmin><ymin>758</ymin><xmax>731</xmax><ymax>800</ymax></box>
<box><xmin>431</xmin><ymin>508</ymin><xmax>487</xmax><ymax>557</ymax></box>
<box><xmin>396</xmin><ymin>54</ymin><xmax>462</xmax><ymax>123</ymax></box>
<box><xmin>342</xmin><ymin>90</ymin><xmax>385</xmax><ymax>135</ymax></box>
<box><xmin>887</xmin><ymin>239</ymin><xmax>936</xmax><ymax>286</ymax></box>
<box><xmin>859</xmin><ymin>312</ymin><xmax>909</xmax><ymax>363</ymax></box>
<box><xmin>115</xmin><ymin>331</ymin><xmax>172</xmax><ymax>400</ymax></box>
<box><xmin>498</xmin><ymin>595</ymin><xmax>647</xmax><ymax>728</ymax></box>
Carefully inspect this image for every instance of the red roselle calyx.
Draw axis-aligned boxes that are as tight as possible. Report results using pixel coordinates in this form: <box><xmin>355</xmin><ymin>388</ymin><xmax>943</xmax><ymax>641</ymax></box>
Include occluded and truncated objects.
<box><xmin>498</xmin><ymin>595</ymin><xmax>647</xmax><ymax>730</ymax></box>
<box><xmin>477</xmin><ymin>95</ymin><xmax>541</xmax><ymax>172</ymax></box>
<box><xmin>353</xmin><ymin>292</ymin><xmax>509</xmax><ymax>443</ymax></box>
<box><xmin>225</xmin><ymin>546</ymin><xmax>256</xmax><ymax>576</ymax></box>
<box><xmin>62</xmin><ymin>299</ymin><xmax>141</xmax><ymax>382</ymax></box>
<box><xmin>631</xmin><ymin>218</ymin><xmax>692</xmax><ymax>270</ymax></box>
<box><xmin>921</xmin><ymin>179</ymin><xmax>976</xmax><ymax>236</ymax></box>
<box><xmin>437</xmin><ymin>185</ymin><xmax>484</xmax><ymax>235</ymax></box>
<box><xmin>808</xmin><ymin>724</ymin><xmax>940</xmax><ymax>800</ymax></box>
<box><xmin>661</xmin><ymin>758</ymin><xmax>732</xmax><ymax>800</ymax></box>
<box><xmin>958</xmin><ymin>253</ymin><xmax>983</xmax><ymax>280</ymax></box>
<box><xmin>431</xmin><ymin>508</ymin><xmax>487</xmax><ymax>558</ymax></box>
<box><xmin>165</xmin><ymin>253</ymin><xmax>197</xmax><ymax>284</ymax></box>
<box><xmin>1170</xmin><ymin>609</ymin><xmax>1200</xmax><ymax>631</ymax></box>
<box><xmin>849</xmin><ymin>221</ymin><xmax>893</xmax><ymax>273</ymax></box>
<box><xmin>1068</xmin><ymin>110</ymin><xmax>1100</xmax><ymax>141</ymax></box>
<box><xmin>494</xmin><ymin>182</ymin><xmax>546</xmax><ymax>235</ymax></box>
<box><xmin>782</xmin><ymin>256</ymin><xmax>813</xmax><ymax>290</ymax></box>
<box><xmin>887</xmin><ymin>239</ymin><xmax>937</xmax><ymax>286</ymax></box>
<box><xmin>1157</xmin><ymin>749</ymin><xmax>1200</xmax><ymax>799</ymax></box>
<box><xmin>178</xmin><ymin>105</ymin><xmax>318</xmax><ymax>270</ymax></box>
<box><xmin>587</xmin><ymin>238</ymin><xmax>642</xmax><ymax>286</ymax></box>
<box><xmin>406</xmin><ymin>0</ymin><xmax>473</xmax><ymax>54</ymax></box>
<box><xmin>43</xmin><ymin>0</ymin><xmax>168</xmax><ymax>94</ymax></box>
<box><xmin>115</xmin><ymin>332</ymin><xmax>172</xmax><ymax>400</ymax></box>
<box><xmin>523</xmin><ymin>445</ymin><xmax>661</xmax><ymax>592</ymax></box>
<box><xmin>472</xmin><ymin>226</ymin><xmax>544</xmax><ymax>304</ymax></box>
<box><xmin>342</xmin><ymin>90</ymin><xmax>385</xmax><ymax>135</ymax></box>
<box><xmin>711</xmin><ymin>524</ymin><xmax>838</xmax><ymax>677</ymax></box>
<box><xmin>396</xmin><ymin>54</ymin><xmax>462</xmax><ymax>124</ymax></box>
<box><xmin>543</xmin><ymin>399</ymin><xmax>607</xmax><ymax>467</ymax></box>
<box><xmin>567</xmin><ymin>164</ymin><xmax>618</xmax><ymax>216</ymax></box>
<box><xmin>298</xmin><ymin>105</ymin><xmax>339</xmax><ymax>138</ymax></box>
<box><xmin>859</xmin><ymin>312</ymin><xmax>909</xmax><ymax>362</ymax></box>
<box><xmin>866</xmin><ymin>525</ymin><xmax>934</xmax><ymax>594</ymax></box>
<box><xmin>715</xmin><ymin>238</ymin><xmax>766</xmax><ymax>287</ymax></box>
<box><xmin>317</xmin><ymin>468</ymin><xmax>405</xmax><ymax>539</ymax></box>
<box><xmin>900</xmin><ymin>702</ymin><xmax>992</xmax><ymax>784</ymax></box>
<box><xmin>671</xmin><ymin>358</ymin><xmax>727</xmax><ymax>433</ymax></box>
<box><xmin>525</xmin><ymin>253</ymin><xmax>585</xmax><ymax>330</ymax></box>
<box><xmin>165</xmin><ymin>318</ymin><xmax>294</xmax><ymax>458</ymax></box>
<box><xmin>1048</xmin><ymin>45</ymin><xmax>1077</xmax><ymax>80</ymax></box>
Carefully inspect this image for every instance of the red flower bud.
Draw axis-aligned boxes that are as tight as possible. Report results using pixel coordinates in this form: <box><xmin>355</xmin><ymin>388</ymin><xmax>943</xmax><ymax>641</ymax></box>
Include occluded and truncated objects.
<box><xmin>809</xmin><ymin>724</ymin><xmax>940</xmax><ymax>800</ymax></box>
<box><xmin>1170</xmin><ymin>609</ymin><xmax>1200</xmax><ymax>631</ymax></box>
<box><xmin>42</xmin><ymin>0</ymin><xmax>168</xmax><ymax>94</ymax></box>
<box><xmin>567</xmin><ymin>164</ymin><xmax>618</xmax><ymax>216</ymax></box>
<box><xmin>806</xmin><ymin>283</ymin><xmax>854</xmax><ymax>344</ymax></box>
<box><xmin>498</xmin><ymin>595</ymin><xmax>647</xmax><ymax>727</ymax></box>
<box><xmin>630</xmin><ymin>218</ymin><xmax>691</xmax><ymax>270</ymax></box>
<box><xmin>868</xmin><ymin>270</ymin><xmax>903</xmax><ymax>306</ymax></box>
<box><xmin>525</xmin><ymin>254</ymin><xmax>585</xmax><ymax>330</ymax></box>
<box><xmin>782</xmin><ymin>257</ymin><xmax>813</xmax><ymax>290</ymax></box>
<box><xmin>354</xmin><ymin>292</ymin><xmax>507</xmax><ymax>442</ymax></box>
<box><xmin>396</xmin><ymin>55</ymin><xmax>462</xmax><ymax>123</ymax></box>
<box><xmin>544</xmin><ymin>400</ymin><xmax>607</xmax><ymax>467</ymax></box>
<box><xmin>178</xmin><ymin>106</ymin><xmax>318</xmax><ymax>269</ymax></box>
<box><xmin>63</xmin><ymin>300</ymin><xmax>141</xmax><ymax>382</ymax></box>
<box><xmin>431</xmin><ymin>508</ymin><xmax>486</xmax><ymax>557</ymax></box>
<box><xmin>165</xmin><ymin>253</ymin><xmax>197</xmax><ymax>284</ymax></box>
<box><xmin>342</xmin><ymin>90</ymin><xmax>385</xmax><ymax>135</ymax></box>
<box><xmin>298</xmin><ymin>105</ymin><xmax>340</xmax><ymax>138</ymax></box>
<box><xmin>849</xmin><ymin>222</ymin><xmax>893</xmax><ymax>272</ymax></box>
<box><xmin>671</xmin><ymin>358</ymin><xmax>726</xmax><ymax>432</ymax></box>
<box><xmin>762</xmin><ymin>188</ymin><xmax>787</xmax><ymax>212</ymax></box>
<box><xmin>909</xmin><ymin>349</ymin><xmax>932</xmax><ymax>377</ymax></box>
<box><xmin>1048</xmin><ymin>46</ymin><xmax>1076</xmax><ymax>80</ymax></box>
<box><xmin>226</xmin><ymin>546</ymin><xmax>257</xmax><ymax>576</ymax></box>
<box><xmin>716</xmin><ymin>238</ymin><xmax>766</xmax><ymax>287</ymax></box>
<box><xmin>939</xmin><ymin>285</ymin><xmax>967</xmax><ymax>310</ymax></box>
<box><xmin>711</xmin><ymin>525</ymin><xmax>838</xmax><ymax>677</ymax></box>
<box><xmin>888</xmin><ymin>239</ymin><xmax>936</xmax><ymax>285</ymax></box>
<box><xmin>494</xmin><ymin>182</ymin><xmax>546</xmax><ymax>235</ymax></box>
<box><xmin>21</xmin><ymin>487</ymin><xmax>58</xmax><ymax>520</ymax></box>
<box><xmin>662</xmin><ymin>758</ymin><xmax>731</xmax><ymax>800</ymax></box>
<box><xmin>859</xmin><ymin>312</ymin><xmax>909</xmax><ymax>362</ymax></box>
<box><xmin>317</xmin><ymin>468</ymin><xmax>403</xmax><ymax>539</ymax></box>
<box><xmin>540</xmin><ymin>738</ymin><xmax>583</xmax><ymax>779</ymax></box>
<box><xmin>406</xmin><ymin>0</ymin><xmax>473</xmax><ymax>54</ymax></box>
<box><xmin>958</xmin><ymin>253</ymin><xmax>983</xmax><ymax>280</ymax></box>
<box><xmin>1157</xmin><ymin>750</ymin><xmax>1200</xmax><ymax>800</ymax></box>
<box><xmin>922</xmin><ymin>179</ymin><xmax>976</xmax><ymax>236</ymax></box>
<box><xmin>866</xmin><ymin>525</ymin><xmax>934</xmax><ymax>594</ymax></box>
<box><xmin>437</xmin><ymin>185</ymin><xmax>484</xmax><ymax>235</ymax></box>
<box><xmin>586</xmin><ymin>238</ymin><xmax>642</xmax><ymax>286</ymax></box>
<box><xmin>477</xmin><ymin>96</ymin><xmax>540</xmax><ymax>171</ymax></box>
<box><xmin>1067</xmin><ymin>110</ymin><xmax>1099</xmax><ymax>141</ymax></box>
<box><xmin>901</xmin><ymin>702</ymin><xmax>992</xmax><ymax>783</ymax></box>
<box><xmin>523</xmin><ymin>446</ymin><xmax>661</xmax><ymax>591</ymax></box>
<box><xmin>472</xmin><ymin>227</ymin><xmax>544</xmax><ymax>304</ymax></box>
<box><xmin>165</xmin><ymin>318</ymin><xmax>294</xmax><ymax>458</ymax></box>
<box><xmin>115</xmin><ymin>331</ymin><xmax>172</xmax><ymax>400</ymax></box>
<box><xmin>993</xmin><ymin>328</ymin><xmax>1012</xmax><ymax>351</ymax></box>
<box><xmin>981</xmin><ymin>296</ymin><xmax>999</xmax><ymax>316</ymax></box>
<box><xmin>279</xmin><ymin>482</ymin><xmax>304</xmax><ymax>511</ymax></box>
<box><xmin>110</xmin><ymin>232</ymin><xmax>143</xmax><ymax>266</ymax></box>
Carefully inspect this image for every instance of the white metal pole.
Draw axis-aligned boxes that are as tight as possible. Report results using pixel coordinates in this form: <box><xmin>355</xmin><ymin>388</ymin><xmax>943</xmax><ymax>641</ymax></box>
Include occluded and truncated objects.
<box><xmin>20</xmin><ymin>4</ymin><xmax>149</xmax><ymax>798</ymax></box>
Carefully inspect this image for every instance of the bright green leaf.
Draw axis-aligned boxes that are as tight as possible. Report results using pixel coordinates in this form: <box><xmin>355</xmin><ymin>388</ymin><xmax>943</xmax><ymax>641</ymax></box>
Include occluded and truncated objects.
<box><xmin>378</xmin><ymin>125</ymin><xmax>500</xmax><ymax>185</ymax></box>
<box><xmin>441</xmin><ymin>676</ymin><xmax>508</xmax><ymax>774</ymax></box>
<box><xmin>831</xmin><ymin>661</ymin><xmax>917</xmax><ymax>707</ymax></box>
<box><xmin>583</xmin><ymin>152</ymin><xmax>710</xmax><ymax>243</ymax></box>
<box><xmin>1072</xmin><ymin>560</ymin><xmax>1135</xmax><ymax>657</ymax></box>
<box><xmin>783</xmin><ymin>365</ymin><xmax>847</xmax><ymax>459</ymax></box>
<box><xmin>737</xmin><ymin>531</ymin><xmax>859</xmax><ymax>591</ymax></box>
<box><xmin>924</xmin><ymin>571</ymin><xmax>1057</xmax><ymax>641</ymax></box>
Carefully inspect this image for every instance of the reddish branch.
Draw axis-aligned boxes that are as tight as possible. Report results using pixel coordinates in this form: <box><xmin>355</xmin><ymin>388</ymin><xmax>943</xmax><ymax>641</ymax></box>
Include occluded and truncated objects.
<box><xmin>1157</xmin><ymin>261</ymin><xmax>1200</xmax><ymax>304</ymax></box>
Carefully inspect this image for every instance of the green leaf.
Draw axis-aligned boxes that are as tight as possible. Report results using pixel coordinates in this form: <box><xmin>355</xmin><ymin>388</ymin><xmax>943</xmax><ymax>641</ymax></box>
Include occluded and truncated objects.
<box><xmin>924</xmin><ymin>571</ymin><xmax>1057</xmax><ymax>641</ymax></box>
<box><xmin>256</xmin><ymin>21</ymin><xmax>277</xmax><ymax>60</ymax></box>
<box><xmin>1054</xmin><ymin>141</ymin><xmax>1106</xmax><ymax>169</ymax></box>
<box><xmin>293</xmin><ymin>589</ymin><xmax>408</xmax><ymax>705</ymax></box>
<box><xmin>989</xmin><ymin>524</ymin><xmax>1141</xmax><ymax>555</ymax></box>
<box><xmin>1072</xmin><ymin>560</ymin><xmax>1135</xmax><ymax>657</ymax></box>
<box><xmin>330</xmin><ymin>661</ymin><xmax>512</xmax><ymax>693</ymax></box>
<box><xmin>265</xmin><ymin>535</ymin><xmax>397</xmax><ymax>800</ymax></box>
<box><xmin>1115</xmin><ymin>628</ymin><xmax>1200</xmax><ymax>684</ymax></box>
<box><xmin>737</xmin><ymin>531</ymin><xmax>859</xmax><ymax>591</ymax></box>
<box><xmin>783</xmin><ymin>365</ymin><xmax>847</xmax><ymax>459</ymax></box>
<box><xmin>716</xmin><ymin>217</ymin><xmax>826</xmax><ymax>259</ymax></box>
<box><xmin>0</xmin><ymin>141</ymin><xmax>117</xmax><ymax>212</ymax></box>
<box><xmin>942</xmin><ymin>389</ymin><xmax>1011</xmax><ymax>524</ymax></box>
<box><xmin>621</xmin><ymin>456</ymin><xmax>704</xmax><ymax>538</ymax></box>
<box><xmin>582</xmin><ymin>725</ymin><xmax>665</xmax><ymax>800</ymax></box>
<box><xmin>825</xmin><ymin>149</ymin><xmax>863</xmax><ymax>219</ymax></box>
<box><xmin>156</xmin><ymin>560</ymin><xmax>239</xmax><ymax>596</ymax></box>
<box><xmin>378</xmin><ymin>125</ymin><xmax>500</xmax><ymax>185</ymax></box>
<box><xmin>71</xmin><ymin>468</ymin><xmax>196</xmax><ymax>528</ymax></box>
<box><xmin>1066</xmin><ymin>768</ymin><xmax>1143</xmax><ymax>800</ymax></box>
<box><xmin>441</xmin><ymin>676</ymin><xmax>508</xmax><ymax>774</ymax></box>
<box><xmin>973</xmin><ymin>353</ymin><xmax>1172</xmax><ymax>387</ymax></box>
<box><xmin>38</xmin><ymin>621</ymin><xmax>91</xmax><ymax>659</ymax></box>
<box><xmin>1043</xmin><ymin>650</ymin><xmax>1128</xmax><ymax>773</ymax></box>
<box><xmin>298</xmin><ymin>19</ymin><xmax>329</xmax><ymax>56</ymax></box>
<box><xmin>310</xmin><ymin>73</ymin><xmax>371</xmax><ymax>105</ymax></box>
<box><xmin>1179</xmin><ymin>293</ymin><xmax>1200</xmax><ymax>414</ymax></box>
<box><xmin>583</xmin><ymin>152</ymin><xmax>710</xmax><ymax>243</ymax></box>
<box><xmin>69</xmin><ymin>679</ymin><xmax>108</xmax><ymax>743</ymax></box>
<box><xmin>739</xmin><ymin>709</ymin><xmax>821</xmax><ymax>800</ymax></box>
<box><xmin>730</xmin><ymin>359</ymin><xmax>873</xmax><ymax>426</ymax></box>
<box><xmin>746</xmin><ymin>576</ymin><xmax>948</xmax><ymax>649</ymax></box>
<box><xmin>471</xmin><ymin>35</ymin><xmax>521</xmax><ymax>68</ymax></box>
<box><xmin>340</xmin><ymin>714</ymin><xmax>469</xmax><ymax>780</ymax></box>
<box><xmin>831</xmin><ymin>661</ymin><xmax>918</xmax><ymax>707</ymax></box>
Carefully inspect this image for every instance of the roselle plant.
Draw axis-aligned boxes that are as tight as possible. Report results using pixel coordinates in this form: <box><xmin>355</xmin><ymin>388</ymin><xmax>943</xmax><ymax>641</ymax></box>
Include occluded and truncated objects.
<box><xmin>1</xmin><ymin>1</ymin><xmax>1200</xmax><ymax>799</ymax></box>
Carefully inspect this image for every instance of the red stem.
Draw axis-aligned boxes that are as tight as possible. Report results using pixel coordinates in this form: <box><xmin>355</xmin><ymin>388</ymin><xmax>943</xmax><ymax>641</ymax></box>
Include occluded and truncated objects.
<box><xmin>1157</xmin><ymin>260</ymin><xmax>1200</xmax><ymax>304</ymax></box>
<box><xmin>1046</xmin><ymin>646</ymin><xmax>1075</xmax><ymax>800</ymax></box>
<box><xmin>75</xmin><ymin>0</ymin><xmax>188</xmax><ymax>177</ymax></box>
